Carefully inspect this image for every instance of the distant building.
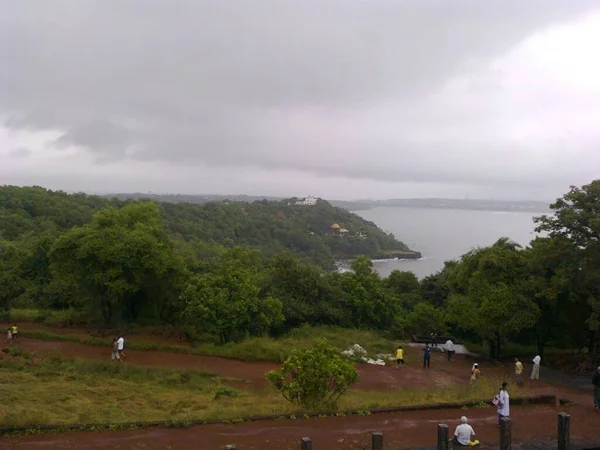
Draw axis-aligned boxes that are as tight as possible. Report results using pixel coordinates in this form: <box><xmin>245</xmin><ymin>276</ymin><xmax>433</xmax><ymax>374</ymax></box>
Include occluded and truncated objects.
<box><xmin>294</xmin><ymin>196</ymin><xmax>318</xmax><ymax>206</ymax></box>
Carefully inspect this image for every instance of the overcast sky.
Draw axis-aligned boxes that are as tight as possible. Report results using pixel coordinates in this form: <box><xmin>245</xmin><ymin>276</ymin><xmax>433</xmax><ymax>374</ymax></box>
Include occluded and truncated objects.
<box><xmin>1</xmin><ymin>0</ymin><xmax>599</xmax><ymax>201</ymax></box>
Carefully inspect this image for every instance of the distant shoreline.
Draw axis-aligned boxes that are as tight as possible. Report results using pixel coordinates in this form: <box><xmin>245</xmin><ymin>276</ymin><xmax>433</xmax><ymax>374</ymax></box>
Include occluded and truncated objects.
<box><xmin>348</xmin><ymin>204</ymin><xmax>550</xmax><ymax>214</ymax></box>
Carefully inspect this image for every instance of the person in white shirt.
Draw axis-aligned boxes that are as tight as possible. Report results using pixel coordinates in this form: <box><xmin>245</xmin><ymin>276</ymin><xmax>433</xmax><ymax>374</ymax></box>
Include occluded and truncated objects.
<box><xmin>454</xmin><ymin>416</ymin><xmax>476</xmax><ymax>446</ymax></box>
<box><xmin>497</xmin><ymin>382</ymin><xmax>510</xmax><ymax>427</ymax></box>
<box><xmin>531</xmin><ymin>355</ymin><xmax>541</xmax><ymax>380</ymax></box>
<box><xmin>445</xmin><ymin>339</ymin><xmax>455</xmax><ymax>361</ymax></box>
<box><xmin>117</xmin><ymin>335</ymin><xmax>127</xmax><ymax>361</ymax></box>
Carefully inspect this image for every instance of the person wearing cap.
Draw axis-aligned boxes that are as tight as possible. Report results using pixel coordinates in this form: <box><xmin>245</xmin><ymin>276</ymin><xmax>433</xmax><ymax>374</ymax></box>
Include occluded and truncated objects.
<box><xmin>453</xmin><ymin>416</ymin><xmax>478</xmax><ymax>446</ymax></box>
<box><xmin>593</xmin><ymin>366</ymin><xmax>600</xmax><ymax>410</ymax></box>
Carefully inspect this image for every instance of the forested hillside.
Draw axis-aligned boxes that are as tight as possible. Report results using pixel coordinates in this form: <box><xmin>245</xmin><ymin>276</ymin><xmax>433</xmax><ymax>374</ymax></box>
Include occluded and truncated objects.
<box><xmin>0</xmin><ymin>186</ymin><xmax>416</xmax><ymax>268</ymax></box>
<box><xmin>1</xmin><ymin>181</ymin><xmax>599</xmax><ymax>363</ymax></box>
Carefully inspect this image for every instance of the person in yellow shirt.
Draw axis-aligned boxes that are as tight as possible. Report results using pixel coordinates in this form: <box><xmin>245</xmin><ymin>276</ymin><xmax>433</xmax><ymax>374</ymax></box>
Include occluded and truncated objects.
<box><xmin>515</xmin><ymin>357</ymin><xmax>524</xmax><ymax>386</ymax></box>
<box><xmin>10</xmin><ymin>324</ymin><xmax>18</xmax><ymax>341</ymax></box>
<box><xmin>396</xmin><ymin>345</ymin><xmax>405</xmax><ymax>368</ymax></box>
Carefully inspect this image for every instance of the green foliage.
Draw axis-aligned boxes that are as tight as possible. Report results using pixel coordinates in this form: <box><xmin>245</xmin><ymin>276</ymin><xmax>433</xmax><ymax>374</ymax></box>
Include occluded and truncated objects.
<box><xmin>405</xmin><ymin>303</ymin><xmax>447</xmax><ymax>336</ymax></box>
<box><xmin>534</xmin><ymin>180</ymin><xmax>600</xmax><ymax>351</ymax></box>
<box><xmin>50</xmin><ymin>203</ymin><xmax>188</xmax><ymax>325</ymax></box>
<box><xmin>266</xmin><ymin>339</ymin><xmax>359</xmax><ymax>409</ymax></box>
<box><xmin>181</xmin><ymin>248</ymin><xmax>284</xmax><ymax>343</ymax></box>
<box><xmin>445</xmin><ymin>238</ymin><xmax>540</xmax><ymax>359</ymax></box>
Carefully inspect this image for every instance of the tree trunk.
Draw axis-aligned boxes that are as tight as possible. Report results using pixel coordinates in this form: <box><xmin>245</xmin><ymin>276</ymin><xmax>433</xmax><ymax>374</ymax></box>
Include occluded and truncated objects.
<box><xmin>489</xmin><ymin>338</ymin><xmax>496</xmax><ymax>360</ymax></box>
<box><xmin>495</xmin><ymin>332</ymin><xmax>502</xmax><ymax>360</ymax></box>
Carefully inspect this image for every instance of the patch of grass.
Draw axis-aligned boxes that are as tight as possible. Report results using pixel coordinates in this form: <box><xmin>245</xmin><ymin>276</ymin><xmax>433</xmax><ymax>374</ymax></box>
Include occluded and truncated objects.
<box><xmin>9</xmin><ymin>309</ymin><xmax>87</xmax><ymax>327</ymax></box>
<box><xmin>0</xmin><ymin>352</ymin><xmax>531</xmax><ymax>431</ymax></box>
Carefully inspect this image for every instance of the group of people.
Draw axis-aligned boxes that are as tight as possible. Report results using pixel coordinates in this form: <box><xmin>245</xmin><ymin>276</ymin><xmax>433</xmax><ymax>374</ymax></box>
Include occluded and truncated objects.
<box><xmin>4</xmin><ymin>323</ymin><xmax>18</xmax><ymax>344</ymax></box>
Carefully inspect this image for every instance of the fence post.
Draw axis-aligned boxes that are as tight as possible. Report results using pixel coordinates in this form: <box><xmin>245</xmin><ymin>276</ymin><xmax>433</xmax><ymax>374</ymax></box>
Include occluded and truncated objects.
<box><xmin>499</xmin><ymin>416</ymin><xmax>512</xmax><ymax>450</ymax></box>
<box><xmin>558</xmin><ymin>412</ymin><xmax>570</xmax><ymax>450</ymax></box>
<box><xmin>372</xmin><ymin>432</ymin><xmax>383</xmax><ymax>450</ymax></box>
<box><xmin>300</xmin><ymin>437</ymin><xmax>312</xmax><ymax>450</ymax></box>
<box><xmin>437</xmin><ymin>424</ymin><xmax>449</xmax><ymax>450</ymax></box>
<box><xmin>225</xmin><ymin>446</ymin><xmax>236</xmax><ymax>450</ymax></box>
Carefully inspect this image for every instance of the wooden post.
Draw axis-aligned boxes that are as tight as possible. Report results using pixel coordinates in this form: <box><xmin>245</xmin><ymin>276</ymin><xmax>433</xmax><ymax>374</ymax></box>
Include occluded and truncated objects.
<box><xmin>372</xmin><ymin>432</ymin><xmax>383</xmax><ymax>450</ymax></box>
<box><xmin>558</xmin><ymin>412</ymin><xmax>570</xmax><ymax>450</ymax></box>
<box><xmin>300</xmin><ymin>437</ymin><xmax>312</xmax><ymax>450</ymax></box>
<box><xmin>437</xmin><ymin>424</ymin><xmax>449</xmax><ymax>450</ymax></box>
<box><xmin>499</xmin><ymin>416</ymin><xmax>512</xmax><ymax>450</ymax></box>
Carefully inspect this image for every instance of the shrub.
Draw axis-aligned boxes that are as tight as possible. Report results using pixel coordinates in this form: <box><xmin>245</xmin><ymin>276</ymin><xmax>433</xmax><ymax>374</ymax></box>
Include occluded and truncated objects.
<box><xmin>266</xmin><ymin>338</ymin><xmax>358</xmax><ymax>409</ymax></box>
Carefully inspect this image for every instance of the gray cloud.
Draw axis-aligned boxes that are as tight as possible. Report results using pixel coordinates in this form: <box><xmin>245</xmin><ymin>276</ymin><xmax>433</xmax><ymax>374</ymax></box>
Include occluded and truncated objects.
<box><xmin>0</xmin><ymin>0</ymin><xmax>599</xmax><ymax>195</ymax></box>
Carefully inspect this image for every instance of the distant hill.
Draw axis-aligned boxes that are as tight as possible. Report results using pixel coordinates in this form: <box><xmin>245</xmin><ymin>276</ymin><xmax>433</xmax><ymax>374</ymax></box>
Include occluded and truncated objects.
<box><xmin>105</xmin><ymin>193</ymin><xmax>549</xmax><ymax>213</ymax></box>
<box><xmin>0</xmin><ymin>186</ymin><xmax>418</xmax><ymax>269</ymax></box>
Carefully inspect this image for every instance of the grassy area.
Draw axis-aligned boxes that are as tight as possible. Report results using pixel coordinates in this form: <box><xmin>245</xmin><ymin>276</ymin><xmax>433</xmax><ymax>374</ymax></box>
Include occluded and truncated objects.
<box><xmin>10</xmin><ymin>314</ymin><xmax>400</xmax><ymax>363</ymax></box>
<box><xmin>8</xmin><ymin>308</ymin><xmax>87</xmax><ymax>327</ymax></box>
<box><xmin>0</xmin><ymin>350</ymin><xmax>517</xmax><ymax>430</ymax></box>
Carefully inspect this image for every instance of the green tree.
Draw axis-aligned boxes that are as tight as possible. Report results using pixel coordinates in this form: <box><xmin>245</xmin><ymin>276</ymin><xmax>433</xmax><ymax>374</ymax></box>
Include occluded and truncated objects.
<box><xmin>384</xmin><ymin>270</ymin><xmax>422</xmax><ymax>311</ymax></box>
<box><xmin>181</xmin><ymin>248</ymin><xmax>284</xmax><ymax>343</ymax></box>
<box><xmin>50</xmin><ymin>202</ymin><xmax>185</xmax><ymax>325</ymax></box>
<box><xmin>339</xmin><ymin>256</ymin><xmax>399</xmax><ymax>329</ymax></box>
<box><xmin>0</xmin><ymin>239</ymin><xmax>25</xmax><ymax>314</ymax></box>
<box><xmin>446</xmin><ymin>238</ymin><xmax>540</xmax><ymax>359</ymax></box>
<box><xmin>266</xmin><ymin>338</ymin><xmax>359</xmax><ymax>409</ymax></box>
<box><xmin>405</xmin><ymin>302</ymin><xmax>447</xmax><ymax>336</ymax></box>
<box><xmin>265</xmin><ymin>253</ymin><xmax>348</xmax><ymax>331</ymax></box>
<box><xmin>534</xmin><ymin>180</ymin><xmax>600</xmax><ymax>353</ymax></box>
<box><xmin>524</xmin><ymin>237</ymin><xmax>585</xmax><ymax>357</ymax></box>
<box><xmin>420</xmin><ymin>261</ymin><xmax>456</xmax><ymax>308</ymax></box>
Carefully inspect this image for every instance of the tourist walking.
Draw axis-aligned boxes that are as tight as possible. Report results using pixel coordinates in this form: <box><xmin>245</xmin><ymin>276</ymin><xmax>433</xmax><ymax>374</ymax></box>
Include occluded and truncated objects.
<box><xmin>515</xmin><ymin>358</ymin><xmax>524</xmax><ymax>386</ymax></box>
<box><xmin>531</xmin><ymin>354</ymin><xmax>541</xmax><ymax>380</ymax></box>
<box><xmin>470</xmin><ymin>363</ymin><xmax>481</xmax><ymax>387</ymax></box>
<box><xmin>5</xmin><ymin>327</ymin><xmax>12</xmax><ymax>345</ymax></box>
<box><xmin>593</xmin><ymin>366</ymin><xmax>600</xmax><ymax>411</ymax></box>
<box><xmin>495</xmin><ymin>382</ymin><xmax>510</xmax><ymax>427</ymax></box>
<box><xmin>395</xmin><ymin>345</ymin><xmax>405</xmax><ymax>368</ymax></box>
<box><xmin>453</xmin><ymin>416</ymin><xmax>479</xmax><ymax>447</ymax></box>
<box><xmin>422</xmin><ymin>343</ymin><xmax>431</xmax><ymax>369</ymax></box>
<box><xmin>117</xmin><ymin>334</ymin><xmax>127</xmax><ymax>361</ymax></box>
<box><xmin>111</xmin><ymin>338</ymin><xmax>121</xmax><ymax>363</ymax></box>
<box><xmin>445</xmin><ymin>339</ymin><xmax>455</xmax><ymax>361</ymax></box>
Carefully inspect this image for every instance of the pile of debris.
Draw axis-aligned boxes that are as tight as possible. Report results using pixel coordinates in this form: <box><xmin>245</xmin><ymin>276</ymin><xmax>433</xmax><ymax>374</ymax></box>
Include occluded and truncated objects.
<box><xmin>341</xmin><ymin>344</ymin><xmax>386</xmax><ymax>366</ymax></box>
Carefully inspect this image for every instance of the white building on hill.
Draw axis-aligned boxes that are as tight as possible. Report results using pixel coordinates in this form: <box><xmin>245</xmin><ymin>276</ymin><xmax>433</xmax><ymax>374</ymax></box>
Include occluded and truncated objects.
<box><xmin>295</xmin><ymin>196</ymin><xmax>318</xmax><ymax>206</ymax></box>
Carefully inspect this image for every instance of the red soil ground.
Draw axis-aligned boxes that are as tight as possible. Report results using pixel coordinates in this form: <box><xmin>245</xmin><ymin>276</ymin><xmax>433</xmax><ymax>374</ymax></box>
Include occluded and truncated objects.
<box><xmin>2</xmin><ymin>325</ymin><xmax>600</xmax><ymax>449</ymax></box>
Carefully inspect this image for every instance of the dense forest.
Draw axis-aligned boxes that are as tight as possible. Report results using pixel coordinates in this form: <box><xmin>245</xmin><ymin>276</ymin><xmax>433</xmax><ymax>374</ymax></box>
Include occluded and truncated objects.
<box><xmin>0</xmin><ymin>181</ymin><xmax>599</xmax><ymax>362</ymax></box>
<box><xmin>0</xmin><ymin>186</ymin><xmax>415</xmax><ymax>269</ymax></box>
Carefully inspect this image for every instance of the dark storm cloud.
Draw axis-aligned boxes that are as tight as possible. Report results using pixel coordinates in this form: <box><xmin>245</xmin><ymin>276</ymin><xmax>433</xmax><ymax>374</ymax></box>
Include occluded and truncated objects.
<box><xmin>0</xmin><ymin>0</ymin><xmax>598</xmax><ymax>187</ymax></box>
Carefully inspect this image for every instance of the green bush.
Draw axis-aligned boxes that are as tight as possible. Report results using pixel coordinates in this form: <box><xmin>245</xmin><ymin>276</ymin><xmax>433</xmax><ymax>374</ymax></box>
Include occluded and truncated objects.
<box><xmin>266</xmin><ymin>338</ymin><xmax>358</xmax><ymax>409</ymax></box>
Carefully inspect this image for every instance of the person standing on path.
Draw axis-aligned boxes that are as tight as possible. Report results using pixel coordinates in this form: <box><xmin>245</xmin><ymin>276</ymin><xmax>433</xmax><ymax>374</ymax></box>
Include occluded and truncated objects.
<box><xmin>111</xmin><ymin>338</ymin><xmax>122</xmax><ymax>363</ymax></box>
<box><xmin>496</xmin><ymin>382</ymin><xmax>510</xmax><ymax>427</ymax></box>
<box><xmin>422</xmin><ymin>343</ymin><xmax>431</xmax><ymax>369</ymax></box>
<box><xmin>10</xmin><ymin>324</ymin><xmax>18</xmax><ymax>341</ymax></box>
<box><xmin>395</xmin><ymin>346</ymin><xmax>405</xmax><ymax>368</ymax></box>
<box><xmin>531</xmin><ymin>354</ymin><xmax>541</xmax><ymax>380</ymax></box>
<box><xmin>593</xmin><ymin>366</ymin><xmax>600</xmax><ymax>411</ymax></box>
<box><xmin>470</xmin><ymin>363</ymin><xmax>481</xmax><ymax>387</ymax></box>
<box><xmin>445</xmin><ymin>339</ymin><xmax>455</xmax><ymax>361</ymax></box>
<box><xmin>515</xmin><ymin>358</ymin><xmax>524</xmax><ymax>386</ymax></box>
<box><xmin>117</xmin><ymin>334</ymin><xmax>127</xmax><ymax>361</ymax></box>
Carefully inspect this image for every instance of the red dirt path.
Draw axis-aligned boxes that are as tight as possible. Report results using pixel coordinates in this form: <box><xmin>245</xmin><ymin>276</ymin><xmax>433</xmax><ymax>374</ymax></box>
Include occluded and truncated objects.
<box><xmin>4</xmin><ymin>403</ymin><xmax>600</xmax><ymax>449</ymax></box>
<box><xmin>15</xmin><ymin>337</ymin><xmax>471</xmax><ymax>391</ymax></box>
<box><xmin>3</xmin><ymin>325</ymin><xmax>600</xmax><ymax>449</ymax></box>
